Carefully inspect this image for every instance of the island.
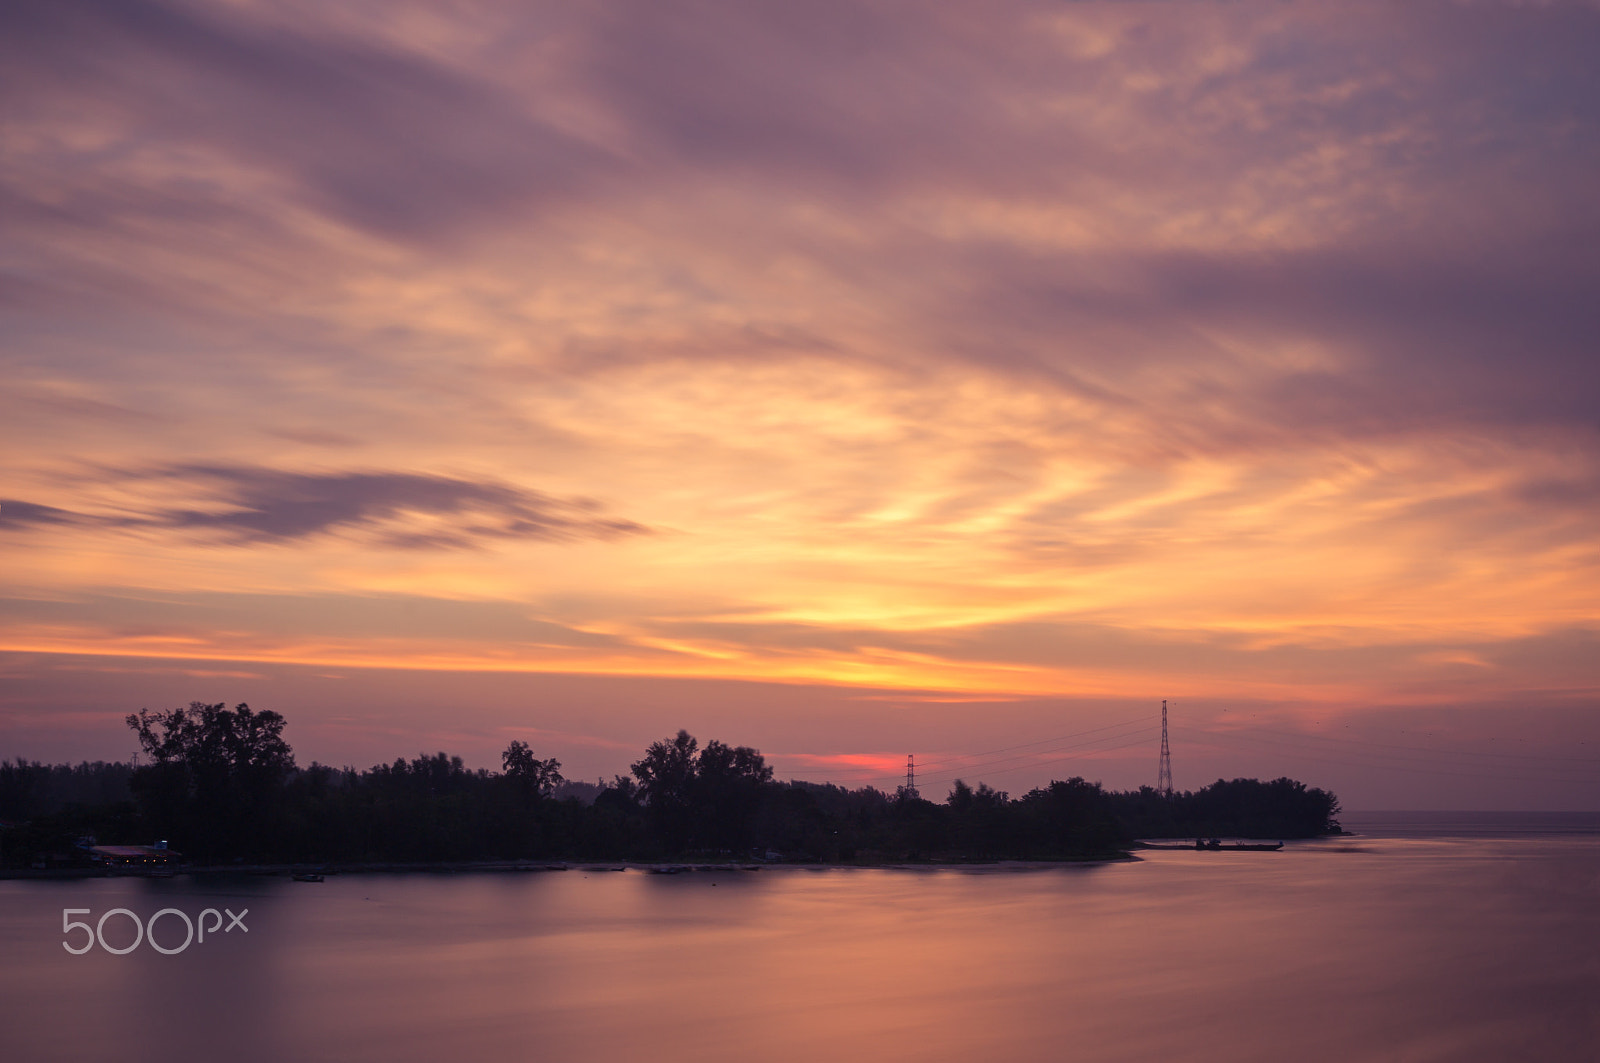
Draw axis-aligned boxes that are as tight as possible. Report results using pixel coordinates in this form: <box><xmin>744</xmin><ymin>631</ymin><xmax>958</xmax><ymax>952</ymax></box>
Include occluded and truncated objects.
<box><xmin>1</xmin><ymin>702</ymin><xmax>1342</xmax><ymax>875</ymax></box>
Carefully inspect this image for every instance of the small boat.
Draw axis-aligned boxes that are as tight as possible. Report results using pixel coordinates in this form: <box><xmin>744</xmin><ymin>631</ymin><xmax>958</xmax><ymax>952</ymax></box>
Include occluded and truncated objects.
<box><xmin>292</xmin><ymin>872</ymin><xmax>324</xmax><ymax>882</ymax></box>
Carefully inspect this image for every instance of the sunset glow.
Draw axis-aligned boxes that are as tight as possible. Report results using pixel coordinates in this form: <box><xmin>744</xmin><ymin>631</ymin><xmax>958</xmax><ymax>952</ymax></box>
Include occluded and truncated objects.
<box><xmin>3</xmin><ymin>0</ymin><xmax>1597</xmax><ymax>806</ymax></box>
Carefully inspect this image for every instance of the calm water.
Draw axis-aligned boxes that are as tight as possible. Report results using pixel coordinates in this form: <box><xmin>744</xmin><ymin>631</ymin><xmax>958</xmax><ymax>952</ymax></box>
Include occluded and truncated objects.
<box><xmin>3</xmin><ymin>818</ymin><xmax>1597</xmax><ymax>1062</ymax></box>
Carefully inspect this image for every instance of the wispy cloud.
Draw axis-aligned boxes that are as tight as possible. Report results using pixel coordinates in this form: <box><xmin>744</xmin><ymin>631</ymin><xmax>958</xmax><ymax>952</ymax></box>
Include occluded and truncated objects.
<box><xmin>3</xmin><ymin>466</ymin><xmax>648</xmax><ymax>548</ymax></box>
<box><xmin>2</xmin><ymin>1</ymin><xmax>1598</xmax><ymax>788</ymax></box>
<box><xmin>1</xmin><ymin>0</ymin><xmax>616</xmax><ymax>241</ymax></box>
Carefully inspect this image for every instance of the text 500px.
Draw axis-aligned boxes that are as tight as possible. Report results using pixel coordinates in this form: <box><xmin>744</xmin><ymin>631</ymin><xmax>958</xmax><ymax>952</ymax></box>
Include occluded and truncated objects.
<box><xmin>62</xmin><ymin>907</ymin><xmax>248</xmax><ymax>954</ymax></box>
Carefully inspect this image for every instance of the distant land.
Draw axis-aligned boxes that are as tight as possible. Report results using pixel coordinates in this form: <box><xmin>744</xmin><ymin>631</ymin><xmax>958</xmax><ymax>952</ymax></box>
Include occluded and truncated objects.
<box><xmin>1</xmin><ymin>702</ymin><xmax>1341</xmax><ymax>873</ymax></box>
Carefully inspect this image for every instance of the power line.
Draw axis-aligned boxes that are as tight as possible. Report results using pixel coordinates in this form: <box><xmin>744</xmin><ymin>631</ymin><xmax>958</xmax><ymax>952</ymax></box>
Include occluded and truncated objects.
<box><xmin>1223</xmin><ymin>724</ymin><xmax>1600</xmax><ymax>767</ymax></box>
<box><xmin>776</xmin><ymin>711</ymin><xmax>1596</xmax><ymax>795</ymax></box>
<box><xmin>1192</xmin><ymin>729</ymin><xmax>1599</xmax><ymax>786</ymax></box>
<box><xmin>785</xmin><ymin>721</ymin><xmax>1159</xmax><ymax>791</ymax></box>
<box><xmin>963</xmin><ymin>732</ymin><xmax>1166</xmax><ymax>783</ymax></box>
<box><xmin>910</xmin><ymin>714</ymin><xmax>1158</xmax><ymax>772</ymax></box>
<box><xmin>1193</xmin><ymin>726</ymin><xmax>1600</xmax><ymax>777</ymax></box>
<box><xmin>777</xmin><ymin>714</ymin><xmax>1159</xmax><ymax>786</ymax></box>
<box><xmin>912</xmin><ymin>722</ymin><xmax>1158</xmax><ymax>784</ymax></box>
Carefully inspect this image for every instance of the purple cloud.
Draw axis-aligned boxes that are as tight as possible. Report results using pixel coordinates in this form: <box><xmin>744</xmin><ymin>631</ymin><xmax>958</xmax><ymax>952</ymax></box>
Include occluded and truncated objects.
<box><xmin>1</xmin><ymin>466</ymin><xmax>648</xmax><ymax>548</ymax></box>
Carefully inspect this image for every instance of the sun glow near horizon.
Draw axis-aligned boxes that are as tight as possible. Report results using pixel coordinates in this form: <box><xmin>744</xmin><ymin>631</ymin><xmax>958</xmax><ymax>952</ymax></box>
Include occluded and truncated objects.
<box><xmin>2</xmin><ymin>2</ymin><xmax>1598</xmax><ymax>805</ymax></box>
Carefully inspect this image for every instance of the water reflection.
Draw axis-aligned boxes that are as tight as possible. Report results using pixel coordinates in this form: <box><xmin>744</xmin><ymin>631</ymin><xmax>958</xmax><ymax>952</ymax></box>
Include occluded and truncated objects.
<box><xmin>3</xmin><ymin>837</ymin><xmax>1596</xmax><ymax>1062</ymax></box>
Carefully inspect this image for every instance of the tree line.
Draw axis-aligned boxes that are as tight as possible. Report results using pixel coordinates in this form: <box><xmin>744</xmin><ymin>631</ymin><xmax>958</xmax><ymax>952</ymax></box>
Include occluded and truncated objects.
<box><xmin>0</xmin><ymin>703</ymin><xmax>1341</xmax><ymax>868</ymax></box>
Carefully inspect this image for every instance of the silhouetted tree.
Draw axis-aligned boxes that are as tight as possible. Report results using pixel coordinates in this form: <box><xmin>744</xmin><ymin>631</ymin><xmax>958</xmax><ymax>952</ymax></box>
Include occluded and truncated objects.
<box><xmin>947</xmin><ymin>780</ymin><xmax>1012</xmax><ymax>858</ymax></box>
<box><xmin>691</xmin><ymin>738</ymin><xmax>773</xmax><ymax>851</ymax></box>
<box><xmin>0</xmin><ymin>759</ymin><xmax>132</xmax><ymax>820</ymax></box>
<box><xmin>1101</xmin><ymin>777</ymin><xmax>1341</xmax><ymax>839</ymax></box>
<box><xmin>5</xmin><ymin>708</ymin><xmax>1341</xmax><ymax>867</ymax></box>
<box><xmin>1016</xmin><ymin>777</ymin><xmax>1122</xmax><ymax>856</ymax></box>
<box><xmin>631</xmin><ymin>730</ymin><xmax>700</xmax><ymax>850</ymax></box>
<box><xmin>502</xmin><ymin>741</ymin><xmax>564</xmax><ymax>797</ymax></box>
<box><xmin>628</xmin><ymin>731</ymin><xmax>774</xmax><ymax>853</ymax></box>
<box><xmin>125</xmin><ymin>702</ymin><xmax>295</xmax><ymax>859</ymax></box>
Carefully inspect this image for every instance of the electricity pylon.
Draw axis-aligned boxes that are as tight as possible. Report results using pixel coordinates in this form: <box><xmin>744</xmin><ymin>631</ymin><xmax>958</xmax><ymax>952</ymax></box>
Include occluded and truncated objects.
<box><xmin>1158</xmin><ymin>699</ymin><xmax>1173</xmax><ymax>797</ymax></box>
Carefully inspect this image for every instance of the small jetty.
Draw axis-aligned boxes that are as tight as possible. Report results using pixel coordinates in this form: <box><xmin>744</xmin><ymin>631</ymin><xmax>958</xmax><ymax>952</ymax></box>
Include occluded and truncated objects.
<box><xmin>1139</xmin><ymin>839</ymin><xmax>1284</xmax><ymax>852</ymax></box>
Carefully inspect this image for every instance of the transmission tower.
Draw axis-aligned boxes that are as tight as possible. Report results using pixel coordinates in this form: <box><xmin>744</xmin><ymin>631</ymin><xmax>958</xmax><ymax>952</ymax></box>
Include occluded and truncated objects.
<box><xmin>1157</xmin><ymin>699</ymin><xmax>1173</xmax><ymax>797</ymax></box>
<box><xmin>903</xmin><ymin>754</ymin><xmax>919</xmax><ymax>800</ymax></box>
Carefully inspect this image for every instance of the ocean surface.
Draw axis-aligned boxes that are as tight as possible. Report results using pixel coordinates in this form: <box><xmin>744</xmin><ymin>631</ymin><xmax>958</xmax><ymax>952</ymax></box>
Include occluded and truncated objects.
<box><xmin>2</xmin><ymin>812</ymin><xmax>1596</xmax><ymax>1062</ymax></box>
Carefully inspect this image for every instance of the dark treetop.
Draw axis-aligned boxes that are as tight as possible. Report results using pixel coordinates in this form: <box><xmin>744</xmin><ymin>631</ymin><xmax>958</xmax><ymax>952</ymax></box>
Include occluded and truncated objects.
<box><xmin>1</xmin><ymin>710</ymin><xmax>1340</xmax><ymax>868</ymax></box>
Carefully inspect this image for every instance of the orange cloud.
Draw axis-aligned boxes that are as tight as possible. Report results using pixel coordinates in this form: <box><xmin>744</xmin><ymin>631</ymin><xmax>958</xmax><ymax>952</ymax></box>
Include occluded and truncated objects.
<box><xmin>3</xmin><ymin>0</ymin><xmax>1598</xmax><ymax>783</ymax></box>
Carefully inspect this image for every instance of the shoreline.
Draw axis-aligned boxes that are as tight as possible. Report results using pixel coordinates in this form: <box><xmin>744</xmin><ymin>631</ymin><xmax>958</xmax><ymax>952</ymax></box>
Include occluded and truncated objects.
<box><xmin>6</xmin><ymin>836</ymin><xmax>1362</xmax><ymax>880</ymax></box>
<box><xmin>0</xmin><ymin>853</ymin><xmax>1141</xmax><ymax>880</ymax></box>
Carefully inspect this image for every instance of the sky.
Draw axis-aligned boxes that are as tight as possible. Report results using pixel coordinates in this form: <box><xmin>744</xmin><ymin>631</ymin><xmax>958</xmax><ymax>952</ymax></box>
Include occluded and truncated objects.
<box><xmin>3</xmin><ymin>0</ymin><xmax>1598</xmax><ymax>809</ymax></box>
